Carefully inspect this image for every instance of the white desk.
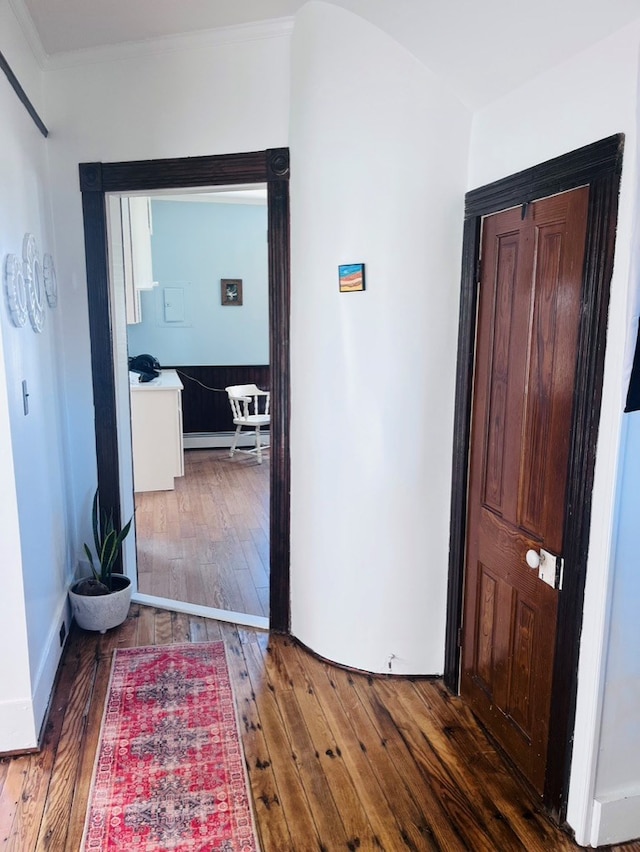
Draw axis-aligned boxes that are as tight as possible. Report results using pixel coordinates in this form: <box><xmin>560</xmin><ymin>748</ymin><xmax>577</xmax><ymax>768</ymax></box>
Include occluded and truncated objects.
<box><xmin>130</xmin><ymin>369</ymin><xmax>184</xmax><ymax>492</ymax></box>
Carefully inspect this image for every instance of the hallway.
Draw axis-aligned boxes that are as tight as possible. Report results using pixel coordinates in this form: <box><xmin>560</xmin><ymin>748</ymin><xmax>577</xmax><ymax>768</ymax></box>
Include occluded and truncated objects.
<box><xmin>2</xmin><ymin>606</ymin><xmax>639</xmax><ymax>851</ymax></box>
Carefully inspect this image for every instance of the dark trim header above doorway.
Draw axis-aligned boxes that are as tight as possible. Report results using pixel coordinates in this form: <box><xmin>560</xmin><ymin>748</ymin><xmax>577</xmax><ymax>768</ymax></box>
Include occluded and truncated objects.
<box><xmin>445</xmin><ymin>134</ymin><xmax>623</xmax><ymax>817</ymax></box>
<box><xmin>79</xmin><ymin>148</ymin><xmax>291</xmax><ymax>633</ymax></box>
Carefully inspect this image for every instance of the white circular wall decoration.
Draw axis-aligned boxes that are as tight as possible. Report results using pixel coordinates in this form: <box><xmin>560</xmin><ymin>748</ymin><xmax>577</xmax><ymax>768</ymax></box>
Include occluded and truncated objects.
<box><xmin>23</xmin><ymin>232</ymin><xmax>37</xmax><ymax>273</ymax></box>
<box><xmin>43</xmin><ymin>253</ymin><xmax>58</xmax><ymax>308</ymax></box>
<box><xmin>23</xmin><ymin>233</ymin><xmax>45</xmax><ymax>333</ymax></box>
<box><xmin>4</xmin><ymin>253</ymin><xmax>28</xmax><ymax>327</ymax></box>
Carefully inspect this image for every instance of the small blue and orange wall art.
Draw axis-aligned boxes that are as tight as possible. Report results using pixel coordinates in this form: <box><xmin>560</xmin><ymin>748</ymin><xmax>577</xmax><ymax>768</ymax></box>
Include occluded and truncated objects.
<box><xmin>338</xmin><ymin>263</ymin><xmax>365</xmax><ymax>293</ymax></box>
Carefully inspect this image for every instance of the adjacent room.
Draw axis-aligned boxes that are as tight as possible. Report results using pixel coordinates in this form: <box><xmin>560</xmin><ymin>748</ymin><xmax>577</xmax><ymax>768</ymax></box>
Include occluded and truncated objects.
<box><xmin>114</xmin><ymin>188</ymin><xmax>271</xmax><ymax>621</ymax></box>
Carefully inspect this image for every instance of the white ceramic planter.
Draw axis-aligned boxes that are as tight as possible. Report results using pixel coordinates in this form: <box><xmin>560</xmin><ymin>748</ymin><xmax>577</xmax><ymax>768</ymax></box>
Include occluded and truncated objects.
<box><xmin>69</xmin><ymin>574</ymin><xmax>132</xmax><ymax>633</ymax></box>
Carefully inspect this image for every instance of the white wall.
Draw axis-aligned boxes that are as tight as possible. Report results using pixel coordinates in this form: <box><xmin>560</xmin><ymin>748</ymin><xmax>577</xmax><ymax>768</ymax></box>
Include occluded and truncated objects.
<box><xmin>0</xmin><ymin>8</ymin><xmax>290</xmax><ymax>754</ymax></box>
<box><xmin>469</xmin><ymin>20</ymin><xmax>640</xmax><ymax>846</ymax></box>
<box><xmin>0</xmin><ymin>0</ymin><xmax>72</xmax><ymax>749</ymax></box>
<box><xmin>43</xmin><ymin>23</ymin><xmax>291</xmax><ymax>586</ymax></box>
<box><xmin>288</xmin><ymin>2</ymin><xmax>472</xmax><ymax>674</ymax></box>
<box><xmin>591</xmin><ymin>66</ymin><xmax>640</xmax><ymax>844</ymax></box>
<box><xmin>0</xmin><ymin>322</ymin><xmax>32</xmax><ymax>750</ymax></box>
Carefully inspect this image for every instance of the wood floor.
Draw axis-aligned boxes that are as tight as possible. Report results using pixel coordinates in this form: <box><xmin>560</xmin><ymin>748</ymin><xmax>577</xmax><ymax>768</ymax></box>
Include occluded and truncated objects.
<box><xmin>136</xmin><ymin>448</ymin><xmax>269</xmax><ymax>617</ymax></box>
<box><xmin>2</xmin><ymin>605</ymin><xmax>639</xmax><ymax>851</ymax></box>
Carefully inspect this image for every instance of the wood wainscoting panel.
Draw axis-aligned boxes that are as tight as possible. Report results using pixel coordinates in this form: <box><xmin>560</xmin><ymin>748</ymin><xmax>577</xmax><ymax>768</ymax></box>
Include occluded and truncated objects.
<box><xmin>165</xmin><ymin>365</ymin><xmax>270</xmax><ymax>434</ymax></box>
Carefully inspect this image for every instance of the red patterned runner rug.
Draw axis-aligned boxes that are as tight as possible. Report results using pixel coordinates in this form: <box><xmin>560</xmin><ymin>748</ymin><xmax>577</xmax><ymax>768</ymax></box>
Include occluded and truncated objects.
<box><xmin>82</xmin><ymin>642</ymin><xmax>260</xmax><ymax>851</ymax></box>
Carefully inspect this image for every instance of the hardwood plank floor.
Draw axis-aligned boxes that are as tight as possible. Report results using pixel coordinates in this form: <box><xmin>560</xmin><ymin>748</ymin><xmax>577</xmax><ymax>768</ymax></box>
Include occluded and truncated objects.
<box><xmin>2</xmin><ymin>605</ymin><xmax>639</xmax><ymax>851</ymax></box>
<box><xmin>136</xmin><ymin>448</ymin><xmax>269</xmax><ymax>617</ymax></box>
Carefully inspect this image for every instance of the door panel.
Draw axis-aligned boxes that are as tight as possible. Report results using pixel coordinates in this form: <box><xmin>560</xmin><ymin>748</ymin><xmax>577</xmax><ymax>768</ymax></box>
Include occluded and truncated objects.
<box><xmin>518</xmin><ymin>202</ymin><xmax>586</xmax><ymax>552</ymax></box>
<box><xmin>461</xmin><ymin>187</ymin><xmax>589</xmax><ymax>794</ymax></box>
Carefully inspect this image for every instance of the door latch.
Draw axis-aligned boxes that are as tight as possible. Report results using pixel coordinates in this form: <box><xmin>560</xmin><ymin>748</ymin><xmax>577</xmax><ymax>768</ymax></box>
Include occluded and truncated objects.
<box><xmin>525</xmin><ymin>548</ymin><xmax>564</xmax><ymax>590</ymax></box>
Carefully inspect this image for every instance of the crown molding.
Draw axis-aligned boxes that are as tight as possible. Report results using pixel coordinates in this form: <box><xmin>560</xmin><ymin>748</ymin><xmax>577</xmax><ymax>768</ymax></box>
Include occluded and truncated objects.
<box><xmin>8</xmin><ymin>0</ymin><xmax>48</xmax><ymax>70</ymax></box>
<box><xmin>45</xmin><ymin>17</ymin><xmax>294</xmax><ymax>71</ymax></box>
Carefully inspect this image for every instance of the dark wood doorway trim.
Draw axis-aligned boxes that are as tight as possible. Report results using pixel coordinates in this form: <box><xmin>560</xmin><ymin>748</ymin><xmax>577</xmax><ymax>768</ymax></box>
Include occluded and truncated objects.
<box><xmin>444</xmin><ymin>135</ymin><xmax>624</xmax><ymax>817</ymax></box>
<box><xmin>79</xmin><ymin>148</ymin><xmax>291</xmax><ymax>633</ymax></box>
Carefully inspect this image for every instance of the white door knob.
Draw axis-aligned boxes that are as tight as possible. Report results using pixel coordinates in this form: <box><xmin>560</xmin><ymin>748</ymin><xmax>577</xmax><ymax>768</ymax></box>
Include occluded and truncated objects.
<box><xmin>526</xmin><ymin>549</ymin><xmax>540</xmax><ymax>569</ymax></box>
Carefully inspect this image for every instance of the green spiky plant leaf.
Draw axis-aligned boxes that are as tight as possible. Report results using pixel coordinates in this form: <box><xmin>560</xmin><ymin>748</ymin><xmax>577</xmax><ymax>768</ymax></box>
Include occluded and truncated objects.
<box><xmin>83</xmin><ymin>489</ymin><xmax>132</xmax><ymax>592</ymax></box>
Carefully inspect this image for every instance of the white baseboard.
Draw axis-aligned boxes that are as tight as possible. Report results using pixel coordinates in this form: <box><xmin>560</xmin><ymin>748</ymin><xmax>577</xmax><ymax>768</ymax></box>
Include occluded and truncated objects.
<box><xmin>0</xmin><ymin>592</ymin><xmax>70</xmax><ymax>753</ymax></box>
<box><xmin>183</xmin><ymin>431</ymin><xmax>269</xmax><ymax>450</ymax></box>
<box><xmin>131</xmin><ymin>592</ymin><xmax>268</xmax><ymax>630</ymax></box>
<box><xmin>591</xmin><ymin>791</ymin><xmax>640</xmax><ymax>846</ymax></box>
<box><xmin>31</xmin><ymin>594</ymin><xmax>70</xmax><ymax>739</ymax></box>
<box><xmin>0</xmin><ymin>698</ymin><xmax>37</xmax><ymax>752</ymax></box>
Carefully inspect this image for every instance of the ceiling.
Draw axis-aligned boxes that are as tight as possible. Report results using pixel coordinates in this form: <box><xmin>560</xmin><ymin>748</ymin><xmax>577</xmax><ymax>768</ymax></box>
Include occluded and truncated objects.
<box><xmin>21</xmin><ymin>0</ymin><xmax>640</xmax><ymax>108</ymax></box>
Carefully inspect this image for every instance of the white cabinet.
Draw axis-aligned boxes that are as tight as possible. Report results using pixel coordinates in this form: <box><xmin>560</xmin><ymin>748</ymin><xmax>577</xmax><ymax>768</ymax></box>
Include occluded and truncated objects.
<box><xmin>120</xmin><ymin>199</ymin><xmax>140</xmax><ymax>324</ymax></box>
<box><xmin>130</xmin><ymin>370</ymin><xmax>184</xmax><ymax>492</ymax></box>
<box><xmin>121</xmin><ymin>197</ymin><xmax>157</xmax><ymax>324</ymax></box>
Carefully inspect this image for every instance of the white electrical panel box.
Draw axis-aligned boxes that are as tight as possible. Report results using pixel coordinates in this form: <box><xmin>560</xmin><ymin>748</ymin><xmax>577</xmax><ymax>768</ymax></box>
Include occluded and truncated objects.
<box><xmin>163</xmin><ymin>287</ymin><xmax>184</xmax><ymax>322</ymax></box>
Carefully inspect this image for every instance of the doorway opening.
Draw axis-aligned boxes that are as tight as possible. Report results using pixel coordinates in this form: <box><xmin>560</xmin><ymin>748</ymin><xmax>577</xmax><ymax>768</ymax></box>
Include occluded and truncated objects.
<box><xmin>79</xmin><ymin>149</ymin><xmax>290</xmax><ymax>633</ymax></box>
<box><xmin>444</xmin><ymin>135</ymin><xmax>623</xmax><ymax>818</ymax></box>
<box><xmin>107</xmin><ymin>185</ymin><xmax>270</xmax><ymax>626</ymax></box>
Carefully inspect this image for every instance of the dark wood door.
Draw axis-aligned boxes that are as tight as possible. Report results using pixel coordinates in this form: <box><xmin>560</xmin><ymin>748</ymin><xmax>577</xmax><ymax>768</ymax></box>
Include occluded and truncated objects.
<box><xmin>461</xmin><ymin>186</ymin><xmax>589</xmax><ymax>794</ymax></box>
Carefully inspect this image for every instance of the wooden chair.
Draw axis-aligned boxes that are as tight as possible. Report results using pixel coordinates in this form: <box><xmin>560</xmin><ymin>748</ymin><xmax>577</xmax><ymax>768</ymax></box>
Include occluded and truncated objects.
<box><xmin>225</xmin><ymin>384</ymin><xmax>270</xmax><ymax>463</ymax></box>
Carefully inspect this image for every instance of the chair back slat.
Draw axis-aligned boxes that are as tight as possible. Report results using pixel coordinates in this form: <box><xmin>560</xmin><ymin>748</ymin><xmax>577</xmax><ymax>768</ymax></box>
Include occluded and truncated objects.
<box><xmin>225</xmin><ymin>384</ymin><xmax>270</xmax><ymax>419</ymax></box>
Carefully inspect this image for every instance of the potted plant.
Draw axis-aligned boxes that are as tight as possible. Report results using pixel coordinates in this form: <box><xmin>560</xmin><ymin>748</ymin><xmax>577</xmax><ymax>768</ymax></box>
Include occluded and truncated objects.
<box><xmin>68</xmin><ymin>489</ymin><xmax>133</xmax><ymax>633</ymax></box>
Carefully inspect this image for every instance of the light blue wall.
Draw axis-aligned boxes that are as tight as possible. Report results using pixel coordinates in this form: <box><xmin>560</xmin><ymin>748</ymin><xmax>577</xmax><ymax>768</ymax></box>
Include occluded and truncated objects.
<box><xmin>596</xmin><ymin>412</ymin><xmax>640</xmax><ymax>794</ymax></box>
<box><xmin>127</xmin><ymin>199</ymin><xmax>269</xmax><ymax>365</ymax></box>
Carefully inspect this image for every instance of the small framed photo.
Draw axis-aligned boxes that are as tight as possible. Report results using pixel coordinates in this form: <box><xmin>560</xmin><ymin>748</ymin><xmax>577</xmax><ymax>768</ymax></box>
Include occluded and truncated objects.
<box><xmin>338</xmin><ymin>263</ymin><xmax>365</xmax><ymax>293</ymax></box>
<box><xmin>221</xmin><ymin>279</ymin><xmax>243</xmax><ymax>306</ymax></box>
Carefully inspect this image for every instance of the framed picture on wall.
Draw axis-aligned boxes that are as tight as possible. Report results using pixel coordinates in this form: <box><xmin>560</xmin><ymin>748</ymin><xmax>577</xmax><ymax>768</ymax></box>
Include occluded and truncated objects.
<box><xmin>221</xmin><ymin>279</ymin><xmax>243</xmax><ymax>306</ymax></box>
<box><xmin>338</xmin><ymin>263</ymin><xmax>365</xmax><ymax>293</ymax></box>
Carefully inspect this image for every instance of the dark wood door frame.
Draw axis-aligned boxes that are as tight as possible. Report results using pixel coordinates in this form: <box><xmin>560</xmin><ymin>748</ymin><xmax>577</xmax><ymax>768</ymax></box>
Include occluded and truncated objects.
<box><xmin>79</xmin><ymin>148</ymin><xmax>291</xmax><ymax>633</ymax></box>
<box><xmin>444</xmin><ymin>134</ymin><xmax>624</xmax><ymax>818</ymax></box>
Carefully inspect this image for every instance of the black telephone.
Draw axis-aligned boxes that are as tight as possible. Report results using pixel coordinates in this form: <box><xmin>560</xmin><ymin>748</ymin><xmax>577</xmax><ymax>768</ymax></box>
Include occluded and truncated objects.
<box><xmin>129</xmin><ymin>354</ymin><xmax>161</xmax><ymax>382</ymax></box>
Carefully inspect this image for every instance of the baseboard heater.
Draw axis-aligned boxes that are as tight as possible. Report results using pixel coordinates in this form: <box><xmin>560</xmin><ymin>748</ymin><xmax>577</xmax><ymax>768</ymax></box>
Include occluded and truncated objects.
<box><xmin>182</xmin><ymin>431</ymin><xmax>270</xmax><ymax>450</ymax></box>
